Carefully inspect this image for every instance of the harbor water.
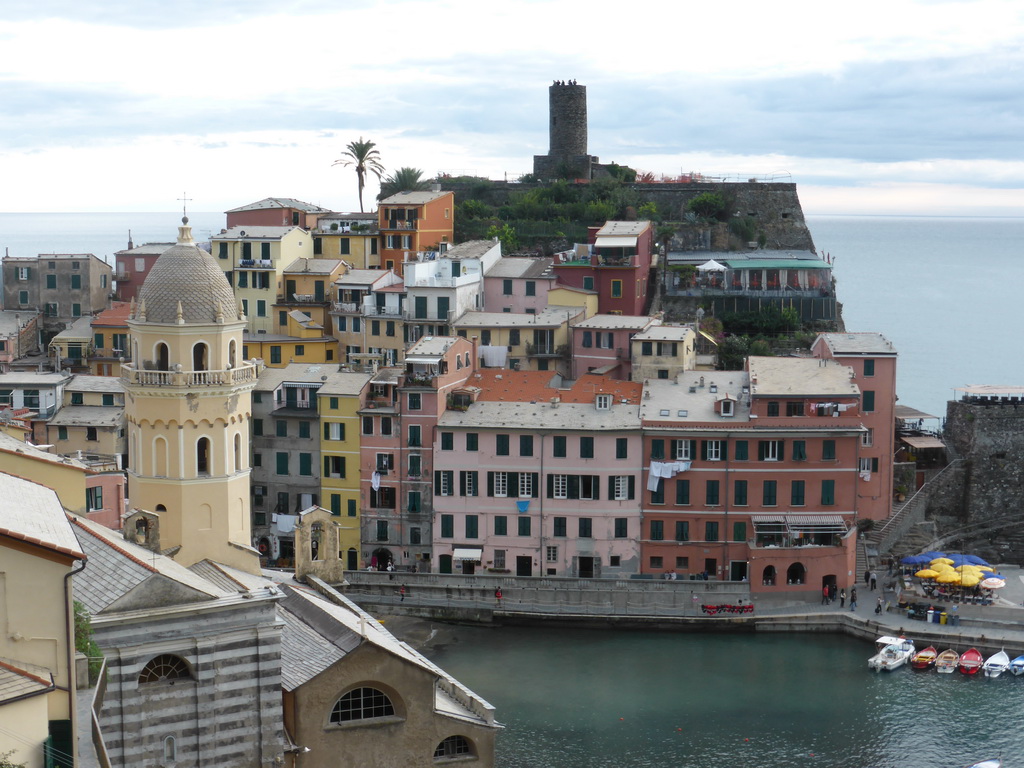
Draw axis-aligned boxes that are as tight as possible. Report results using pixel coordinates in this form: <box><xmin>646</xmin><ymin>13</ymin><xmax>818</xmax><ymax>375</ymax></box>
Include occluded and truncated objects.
<box><xmin>428</xmin><ymin>625</ymin><xmax>1020</xmax><ymax>768</ymax></box>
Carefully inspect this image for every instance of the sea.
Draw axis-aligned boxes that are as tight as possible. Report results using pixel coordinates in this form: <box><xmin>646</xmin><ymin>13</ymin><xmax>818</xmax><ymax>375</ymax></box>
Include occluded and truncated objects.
<box><xmin>2</xmin><ymin>211</ymin><xmax>1021</xmax><ymax>419</ymax></box>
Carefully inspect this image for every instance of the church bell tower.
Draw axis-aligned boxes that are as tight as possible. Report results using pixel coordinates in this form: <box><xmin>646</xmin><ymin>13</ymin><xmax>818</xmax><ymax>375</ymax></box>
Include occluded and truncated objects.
<box><xmin>123</xmin><ymin>216</ymin><xmax>261</xmax><ymax>574</ymax></box>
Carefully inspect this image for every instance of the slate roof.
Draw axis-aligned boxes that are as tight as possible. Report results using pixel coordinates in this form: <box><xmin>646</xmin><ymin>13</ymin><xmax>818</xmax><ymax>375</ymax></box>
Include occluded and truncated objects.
<box><xmin>136</xmin><ymin>222</ymin><xmax>240</xmax><ymax>325</ymax></box>
<box><xmin>0</xmin><ymin>660</ymin><xmax>53</xmax><ymax>704</ymax></box>
<box><xmin>48</xmin><ymin>406</ymin><xmax>123</xmax><ymax>428</ymax></box>
<box><xmin>0</xmin><ymin>473</ymin><xmax>84</xmax><ymax>561</ymax></box>
<box><xmin>573</xmin><ymin>314</ymin><xmax>656</xmax><ymax>330</ymax></box>
<box><xmin>283</xmin><ymin>258</ymin><xmax>345</xmax><ymax>275</ymax></box>
<box><xmin>225</xmin><ymin>198</ymin><xmax>330</xmax><ymax>214</ymax></box>
<box><xmin>278</xmin><ymin>601</ymin><xmax>349</xmax><ymax>691</ymax></box>
<box><xmin>379</xmin><ymin>190</ymin><xmax>450</xmax><ymax>205</ymax></box>
<box><xmin>484</xmin><ymin>256</ymin><xmax>555</xmax><ymax>279</ymax></box>
<box><xmin>66</xmin><ymin>376</ymin><xmax>124</xmax><ymax>393</ymax></box>
<box><xmin>748</xmin><ymin>356</ymin><xmax>860</xmax><ymax>397</ymax></box>
<box><xmin>816</xmin><ymin>332</ymin><xmax>897</xmax><ymax>356</ymax></box>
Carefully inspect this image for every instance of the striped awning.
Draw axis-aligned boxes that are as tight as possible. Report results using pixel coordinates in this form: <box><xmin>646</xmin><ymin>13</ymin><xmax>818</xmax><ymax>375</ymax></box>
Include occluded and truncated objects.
<box><xmin>453</xmin><ymin>548</ymin><xmax>483</xmax><ymax>561</ymax></box>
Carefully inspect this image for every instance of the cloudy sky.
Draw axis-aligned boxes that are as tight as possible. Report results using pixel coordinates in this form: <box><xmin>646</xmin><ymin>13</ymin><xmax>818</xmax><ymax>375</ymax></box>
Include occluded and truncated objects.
<box><xmin>3</xmin><ymin>0</ymin><xmax>1024</xmax><ymax>215</ymax></box>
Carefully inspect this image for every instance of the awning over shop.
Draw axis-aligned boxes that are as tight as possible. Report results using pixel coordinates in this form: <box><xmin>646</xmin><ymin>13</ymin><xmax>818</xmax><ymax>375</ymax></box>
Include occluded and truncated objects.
<box><xmin>900</xmin><ymin>435</ymin><xmax>946</xmax><ymax>450</ymax></box>
<box><xmin>895</xmin><ymin>405</ymin><xmax>940</xmax><ymax>421</ymax></box>
<box><xmin>596</xmin><ymin>236</ymin><xmax>638</xmax><ymax>248</ymax></box>
<box><xmin>752</xmin><ymin>514</ymin><xmax>847</xmax><ymax>534</ymax></box>
<box><xmin>453</xmin><ymin>547</ymin><xmax>483</xmax><ymax>561</ymax></box>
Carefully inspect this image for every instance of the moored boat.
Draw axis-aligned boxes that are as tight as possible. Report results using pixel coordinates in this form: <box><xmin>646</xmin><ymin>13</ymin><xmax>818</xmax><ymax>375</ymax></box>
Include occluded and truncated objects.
<box><xmin>910</xmin><ymin>645</ymin><xmax>937</xmax><ymax>670</ymax></box>
<box><xmin>1010</xmin><ymin>655</ymin><xmax>1024</xmax><ymax>676</ymax></box>
<box><xmin>983</xmin><ymin>650</ymin><xmax>1010</xmax><ymax>678</ymax></box>
<box><xmin>958</xmin><ymin>647</ymin><xmax>984</xmax><ymax>675</ymax></box>
<box><xmin>962</xmin><ymin>759</ymin><xmax>1001</xmax><ymax>768</ymax></box>
<box><xmin>868</xmin><ymin>635</ymin><xmax>915</xmax><ymax>672</ymax></box>
<box><xmin>936</xmin><ymin>649</ymin><xmax>960</xmax><ymax>674</ymax></box>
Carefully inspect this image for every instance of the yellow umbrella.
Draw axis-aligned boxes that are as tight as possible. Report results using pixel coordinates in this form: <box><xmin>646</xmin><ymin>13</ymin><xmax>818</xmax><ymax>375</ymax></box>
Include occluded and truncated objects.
<box><xmin>977</xmin><ymin>565</ymin><xmax>995</xmax><ymax>572</ymax></box>
<box><xmin>932</xmin><ymin>563</ymin><xmax>955</xmax><ymax>573</ymax></box>
<box><xmin>960</xmin><ymin>574</ymin><xmax>981</xmax><ymax>588</ymax></box>
<box><xmin>936</xmin><ymin>572</ymin><xmax>960</xmax><ymax>584</ymax></box>
<box><xmin>931</xmin><ymin>557</ymin><xmax>955</xmax><ymax>565</ymax></box>
<box><xmin>915</xmin><ymin>569</ymin><xmax>940</xmax><ymax>579</ymax></box>
<box><xmin>955</xmin><ymin>565</ymin><xmax>981</xmax><ymax>573</ymax></box>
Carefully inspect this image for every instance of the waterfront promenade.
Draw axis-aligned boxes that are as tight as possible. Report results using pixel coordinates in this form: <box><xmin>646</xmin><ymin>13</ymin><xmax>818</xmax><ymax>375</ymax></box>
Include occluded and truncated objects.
<box><xmin>333</xmin><ymin>566</ymin><xmax>1024</xmax><ymax>657</ymax></box>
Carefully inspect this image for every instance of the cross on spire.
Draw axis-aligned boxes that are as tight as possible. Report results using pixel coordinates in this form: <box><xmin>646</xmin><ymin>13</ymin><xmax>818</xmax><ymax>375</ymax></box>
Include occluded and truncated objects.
<box><xmin>178</xmin><ymin>192</ymin><xmax>193</xmax><ymax>224</ymax></box>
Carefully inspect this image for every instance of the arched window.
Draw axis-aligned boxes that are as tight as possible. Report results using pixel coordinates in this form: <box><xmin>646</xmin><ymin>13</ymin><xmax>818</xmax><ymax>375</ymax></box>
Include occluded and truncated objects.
<box><xmin>193</xmin><ymin>342</ymin><xmax>209</xmax><ymax>372</ymax></box>
<box><xmin>311</xmin><ymin>522</ymin><xmax>322</xmax><ymax>561</ymax></box>
<box><xmin>197</xmin><ymin>437</ymin><xmax>211</xmax><ymax>476</ymax></box>
<box><xmin>228</xmin><ymin>339</ymin><xmax>237</xmax><ymax>368</ymax></box>
<box><xmin>233</xmin><ymin>433</ymin><xmax>242</xmax><ymax>472</ymax></box>
<box><xmin>153</xmin><ymin>435</ymin><xmax>168</xmax><ymax>477</ymax></box>
<box><xmin>330</xmin><ymin>687</ymin><xmax>395</xmax><ymax>723</ymax></box>
<box><xmin>163</xmin><ymin>736</ymin><xmax>176</xmax><ymax>762</ymax></box>
<box><xmin>156</xmin><ymin>342</ymin><xmax>170</xmax><ymax>371</ymax></box>
<box><xmin>761</xmin><ymin>565</ymin><xmax>777</xmax><ymax>587</ymax></box>
<box><xmin>138</xmin><ymin>654</ymin><xmax>191</xmax><ymax>684</ymax></box>
<box><xmin>434</xmin><ymin>735</ymin><xmax>473</xmax><ymax>760</ymax></box>
<box><xmin>786</xmin><ymin>562</ymin><xmax>806</xmax><ymax>586</ymax></box>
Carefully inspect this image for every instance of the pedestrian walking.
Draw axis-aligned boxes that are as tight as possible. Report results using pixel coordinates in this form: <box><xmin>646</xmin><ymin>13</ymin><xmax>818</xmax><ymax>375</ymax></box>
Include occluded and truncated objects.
<box><xmin>828</xmin><ymin>583</ymin><xmax>837</xmax><ymax>603</ymax></box>
<box><xmin>864</xmin><ymin>570</ymin><xmax>870</xmax><ymax>587</ymax></box>
<box><xmin>822</xmin><ymin>585</ymin><xmax>830</xmax><ymax>605</ymax></box>
<box><xmin>870</xmin><ymin>571</ymin><xmax>877</xmax><ymax>591</ymax></box>
<box><xmin>850</xmin><ymin>587</ymin><xmax>858</xmax><ymax>611</ymax></box>
<box><xmin>494</xmin><ymin>587</ymin><xmax>503</xmax><ymax>606</ymax></box>
<box><xmin>839</xmin><ymin>588</ymin><xmax>847</xmax><ymax>608</ymax></box>
<box><xmin>875</xmin><ymin>595</ymin><xmax>883</xmax><ymax>614</ymax></box>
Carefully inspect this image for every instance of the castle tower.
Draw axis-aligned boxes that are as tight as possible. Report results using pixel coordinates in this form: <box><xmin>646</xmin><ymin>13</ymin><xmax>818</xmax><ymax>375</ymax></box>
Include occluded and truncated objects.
<box><xmin>123</xmin><ymin>216</ymin><xmax>261</xmax><ymax>574</ymax></box>
<box><xmin>549</xmin><ymin>81</ymin><xmax>588</xmax><ymax>157</ymax></box>
<box><xmin>533</xmin><ymin>80</ymin><xmax>598</xmax><ymax>180</ymax></box>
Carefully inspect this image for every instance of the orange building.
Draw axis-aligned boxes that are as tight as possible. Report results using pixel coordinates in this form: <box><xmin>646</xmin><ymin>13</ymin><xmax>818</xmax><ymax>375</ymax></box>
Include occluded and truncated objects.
<box><xmin>378</xmin><ymin>190</ymin><xmax>454</xmax><ymax>276</ymax></box>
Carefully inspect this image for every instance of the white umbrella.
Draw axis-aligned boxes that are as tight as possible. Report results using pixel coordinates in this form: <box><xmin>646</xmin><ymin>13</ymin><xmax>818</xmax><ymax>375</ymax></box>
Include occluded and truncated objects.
<box><xmin>697</xmin><ymin>259</ymin><xmax>727</xmax><ymax>272</ymax></box>
<box><xmin>981</xmin><ymin>577</ymin><xmax>1006</xmax><ymax>589</ymax></box>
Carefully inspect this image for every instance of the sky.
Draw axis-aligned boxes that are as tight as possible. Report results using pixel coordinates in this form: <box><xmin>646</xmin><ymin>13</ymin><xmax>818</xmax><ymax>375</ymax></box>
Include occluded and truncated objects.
<box><xmin>3</xmin><ymin>0</ymin><xmax>1024</xmax><ymax>216</ymax></box>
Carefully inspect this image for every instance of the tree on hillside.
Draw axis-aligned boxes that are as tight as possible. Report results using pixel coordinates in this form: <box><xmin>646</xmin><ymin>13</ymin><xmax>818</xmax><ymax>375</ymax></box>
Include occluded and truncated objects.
<box><xmin>333</xmin><ymin>137</ymin><xmax>384</xmax><ymax>213</ymax></box>
<box><xmin>378</xmin><ymin>167</ymin><xmax>431</xmax><ymax>200</ymax></box>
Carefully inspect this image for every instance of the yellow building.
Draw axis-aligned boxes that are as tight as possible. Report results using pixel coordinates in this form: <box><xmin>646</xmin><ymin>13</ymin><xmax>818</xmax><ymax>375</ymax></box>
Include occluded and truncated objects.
<box><xmin>243</xmin><ymin>310</ymin><xmax>337</xmax><ymax>368</ymax></box>
<box><xmin>0</xmin><ymin>431</ymin><xmax>89</xmax><ymax>514</ymax></box>
<box><xmin>311</xmin><ymin>213</ymin><xmax>381</xmax><ymax>269</ymax></box>
<box><xmin>452</xmin><ymin>305</ymin><xmax>585</xmax><ymax>376</ymax></box>
<box><xmin>547</xmin><ymin>283</ymin><xmax>599</xmax><ymax>314</ymax></box>
<box><xmin>276</xmin><ymin>257</ymin><xmax>347</xmax><ymax>332</ymax></box>
<box><xmin>123</xmin><ymin>216</ymin><xmax>261</xmax><ymax>574</ymax></box>
<box><xmin>89</xmin><ymin>301</ymin><xmax>132</xmax><ymax>376</ymax></box>
<box><xmin>47</xmin><ymin>374</ymin><xmax>125</xmax><ymax>461</ymax></box>
<box><xmin>47</xmin><ymin>316</ymin><xmax>92</xmax><ymax>372</ymax></box>
<box><xmin>211</xmin><ymin>225</ymin><xmax>313</xmax><ymax>333</ymax></box>
<box><xmin>0</xmin><ymin>473</ymin><xmax>86</xmax><ymax>768</ymax></box>
<box><xmin>317</xmin><ymin>370</ymin><xmax>372</xmax><ymax>568</ymax></box>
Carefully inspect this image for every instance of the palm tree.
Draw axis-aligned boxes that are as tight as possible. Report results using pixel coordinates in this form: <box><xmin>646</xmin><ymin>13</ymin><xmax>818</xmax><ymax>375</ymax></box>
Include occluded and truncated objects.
<box><xmin>334</xmin><ymin>137</ymin><xmax>384</xmax><ymax>213</ymax></box>
<box><xmin>378</xmin><ymin>167</ymin><xmax>431</xmax><ymax>200</ymax></box>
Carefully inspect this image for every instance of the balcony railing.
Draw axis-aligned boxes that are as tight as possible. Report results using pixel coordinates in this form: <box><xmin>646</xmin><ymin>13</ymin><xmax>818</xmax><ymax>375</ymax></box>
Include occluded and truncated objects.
<box><xmin>526</xmin><ymin>342</ymin><xmax>568</xmax><ymax>358</ymax></box>
<box><xmin>384</xmin><ymin>220</ymin><xmax>417</xmax><ymax>230</ymax></box>
<box><xmin>364</xmin><ymin>305</ymin><xmax>403</xmax><ymax>318</ymax></box>
<box><xmin>238</xmin><ymin>259</ymin><xmax>274</xmax><ymax>269</ymax></box>
<box><xmin>403</xmin><ymin>374</ymin><xmax>436</xmax><ymax>388</ymax></box>
<box><xmin>331</xmin><ymin>301</ymin><xmax>359</xmax><ymax>313</ymax></box>
<box><xmin>291</xmin><ymin>293</ymin><xmax>326</xmax><ymax>303</ymax></box>
<box><xmin>121</xmin><ymin>362</ymin><xmax>259</xmax><ymax>387</ymax></box>
<box><xmin>91</xmin><ymin>348</ymin><xmax>128</xmax><ymax>360</ymax></box>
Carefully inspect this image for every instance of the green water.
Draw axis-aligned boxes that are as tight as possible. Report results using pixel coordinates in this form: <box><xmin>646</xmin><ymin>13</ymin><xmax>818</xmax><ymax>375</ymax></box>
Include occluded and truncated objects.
<box><xmin>428</xmin><ymin>626</ymin><xmax>1017</xmax><ymax>768</ymax></box>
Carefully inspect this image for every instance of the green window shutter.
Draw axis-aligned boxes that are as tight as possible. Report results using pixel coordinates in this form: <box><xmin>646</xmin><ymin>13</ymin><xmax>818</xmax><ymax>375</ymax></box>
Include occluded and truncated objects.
<box><xmin>466</xmin><ymin>515</ymin><xmax>479</xmax><ymax>539</ymax></box>
<box><xmin>734</xmin><ymin>440</ymin><xmax>748</xmax><ymax>460</ymax></box>
<box><xmin>330</xmin><ymin>494</ymin><xmax>341</xmax><ymax>515</ymax></box>
<box><xmin>793</xmin><ymin>441</ymin><xmax>807</xmax><ymax>461</ymax></box>
<box><xmin>822</xmin><ymin>479</ymin><xmax>835</xmax><ymax>505</ymax></box>
<box><xmin>616</xmin><ymin>438</ymin><xmax>627</xmax><ymax>459</ymax></box>
<box><xmin>863</xmin><ymin>391</ymin><xmax>875</xmax><ymax>412</ymax></box>
<box><xmin>650</xmin><ymin>520</ymin><xmax>664</xmax><ymax>540</ymax></box>
<box><xmin>580</xmin><ymin>436</ymin><xmax>594</xmax><ymax>458</ymax></box>
<box><xmin>496</xmin><ymin>434</ymin><xmax>509</xmax><ymax>455</ymax></box>
<box><xmin>441</xmin><ymin>432</ymin><xmax>454</xmax><ymax>450</ymax></box>
<box><xmin>675</xmin><ymin>479</ymin><xmax>689</xmax><ymax>504</ymax></box>
<box><xmin>441</xmin><ymin>515</ymin><xmax>454</xmax><ymax>538</ymax></box>
<box><xmin>651</xmin><ymin>439</ymin><xmax>664</xmax><ymax>460</ymax></box>
<box><xmin>823</xmin><ymin>440</ymin><xmax>836</xmax><ymax>460</ymax></box>
<box><xmin>553</xmin><ymin>435</ymin><xmax>566</xmax><ymax>457</ymax></box>
<box><xmin>553</xmin><ymin>517</ymin><xmax>566</xmax><ymax>537</ymax></box>
<box><xmin>791</xmin><ymin>480</ymin><xmax>805</xmax><ymax>506</ymax></box>
<box><xmin>347</xmin><ymin>499</ymin><xmax>357</xmax><ymax>517</ymax></box>
<box><xmin>675</xmin><ymin>521</ymin><xmax>689</xmax><ymax>541</ymax></box>
<box><xmin>734</xmin><ymin>480</ymin><xmax>747</xmax><ymax>505</ymax></box>
<box><xmin>94</xmin><ymin>333</ymin><xmax>103</xmax><ymax>347</ymax></box>
<box><xmin>733</xmin><ymin>522</ymin><xmax>746</xmax><ymax>542</ymax></box>
<box><xmin>518</xmin><ymin>516</ymin><xmax>531</xmax><ymax>536</ymax></box>
<box><xmin>494</xmin><ymin>516</ymin><xmax>507</xmax><ymax>535</ymax></box>
<box><xmin>299</xmin><ymin>453</ymin><xmax>312</xmax><ymax>476</ymax></box>
<box><xmin>276</xmin><ymin>452</ymin><xmax>288</xmax><ymax>474</ymax></box>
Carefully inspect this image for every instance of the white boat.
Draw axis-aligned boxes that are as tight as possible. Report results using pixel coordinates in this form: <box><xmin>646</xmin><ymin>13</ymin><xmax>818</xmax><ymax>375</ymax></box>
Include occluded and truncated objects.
<box><xmin>962</xmin><ymin>759</ymin><xmax>1001</xmax><ymax>768</ymax></box>
<box><xmin>1010</xmin><ymin>655</ymin><xmax>1024</xmax><ymax>676</ymax></box>
<box><xmin>936</xmin><ymin>649</ymin><xmax>960</xmax><ymax>674</ymax></box>
<box><xmin>983</xmin><ymin>650</ymin><xmax>1010</xmax><ymax>678</ymax></box>
<box><xmin>868</xmin><ymin>635</ymin><xmax>915</xmax><ymax>672</ymax></box>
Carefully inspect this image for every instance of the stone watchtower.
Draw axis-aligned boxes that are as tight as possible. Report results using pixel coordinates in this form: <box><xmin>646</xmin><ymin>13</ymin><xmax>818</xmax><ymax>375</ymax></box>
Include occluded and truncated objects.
<box><xmin>533</xmin><ymin>81</ymin><xmax>599</xmax><ymax>180</ymax></box>
<box><xmin>122</xmin><ymin>216</ymin><xmax>262</xmax><ymax>574</ymax></box>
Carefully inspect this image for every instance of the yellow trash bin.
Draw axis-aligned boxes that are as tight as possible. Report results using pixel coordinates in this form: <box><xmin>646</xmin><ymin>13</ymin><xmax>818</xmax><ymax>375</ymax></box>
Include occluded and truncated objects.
<box><xmin>940</xmin><ymin>612</ymin><xmax>948</xmax><ymax>625</ymax></box>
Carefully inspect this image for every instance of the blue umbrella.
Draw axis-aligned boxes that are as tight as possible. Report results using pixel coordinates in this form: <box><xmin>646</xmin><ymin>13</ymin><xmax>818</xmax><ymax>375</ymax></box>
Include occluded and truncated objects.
<box><xmin>921</xmin><ymin>551</ymin><xmax>946</xmax><ymax>560</ymax></box>
<box><xmin>964</xmin><ymin>555</ymin><xmax>990</xmax><ymax>566</ymax></box>
<box><xmin>901</xmin><ymin>555</ymin><xmax>930</xmax><ymax>565</ymax></box>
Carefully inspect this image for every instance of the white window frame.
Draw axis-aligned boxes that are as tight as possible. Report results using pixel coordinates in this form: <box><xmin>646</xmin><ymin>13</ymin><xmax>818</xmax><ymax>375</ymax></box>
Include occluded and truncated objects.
<box><xmin>552</xmin><ymin>474</ymin><xmax>567</xmax><ymax>499</ymax></box>
<box><xmin>613</xmin><ymin>475</ymin><xmax>629</xmax><ymax>501</ymax></box>
<box><xmin>519</xmin><ymin>473</ymin><xmax>534</xmax><ymax>499</ymax></box>
<box><xmin>706</xmin><ymin>440</ymin><xmax>723</xmax><ymax>461</ymax></box>
<box><xmin>439</xmin><ymin>471</ymin><xmax>453</xmax><ymax>497</ymax></box>
<box><xmin>861</xmin><ymin>428</ymin><xmax>873</xmax><ymax>447</ymax></box>
<box><xmin>596</xmin><ymin>394</ymin><xmax>611</xmax><ymax>411</ymax></box>
<box><xmin>721</xmin><ymin>399</ymin><xmax>734</xmax><ymax>417</ymax></box>
<box><xmin>672</xmin><ymin>440</ymin><xmax>693</xmax><ymax>460</ymax></box>
<box><xmin>859</xmin><ymin>457</ymin><xmax>873</xmax><ymax>473</ymax></box>
<box><xmin>546</xmin><ymin>545</ymin><xmax>558</xmax><ymax>562</ymax></box>
<box><xmin>493</xmin><ymin>471</ymin><xmax>508</xmax><ymax>498</ymax></box>
<box><xmin>326</xmin><ymin>422</ymin><xmax>343</xmax><ymax>440</ymax></box>
<box><xmin>465</xmin><ymin>472</ymin><xmax>477</xmax><ymax>497</ymax></box>
<box><xmin>763</xmin><ymin>440</ymin><xmax>780</xmax><ymax>461</ymax></box>
<box><xmin>376</xmin><ymin>453</ymin><xmax>392</xmax><ymax>473</ymax></box>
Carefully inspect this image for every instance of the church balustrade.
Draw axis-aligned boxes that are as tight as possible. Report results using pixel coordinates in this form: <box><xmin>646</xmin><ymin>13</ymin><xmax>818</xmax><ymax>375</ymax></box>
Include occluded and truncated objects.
<box><xmin>121</xmin><ymin>362</ymin><xmax>258</xmax><ymax>387</ymax></box>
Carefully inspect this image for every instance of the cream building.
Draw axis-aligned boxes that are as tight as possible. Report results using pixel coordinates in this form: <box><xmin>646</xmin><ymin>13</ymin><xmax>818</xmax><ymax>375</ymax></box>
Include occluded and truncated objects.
<box><xmin>122</xmin><ymin>216</ymin><xmax>261</xmax><ymax>574</ymax></box>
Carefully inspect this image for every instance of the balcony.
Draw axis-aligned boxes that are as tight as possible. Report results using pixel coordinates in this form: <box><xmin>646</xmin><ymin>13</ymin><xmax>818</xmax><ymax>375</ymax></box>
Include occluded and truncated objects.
<box><xmin>331</xmin><ymin>301</ymin><xmax>359</xmax><ymax>314</ymax></box>
<box><xmin>383</xmin><ymin>220</ymin><xmax>417</xmax><ymax>231</ymax></box>
<box><xmin>291</xmin><ymin>293</ymin><xmax>326</xmax><ymax>304</ymax></box>
<box><xmin>115</xmin><ymin>270</ymin><xmax>131</xmax><ymax>281</ymax></box>
<box><xmin>121</xmin><ymin>362</ymin><xmax>259</xmax><ymax>388</ymax></box>
<box><xmin>526</xmin><ymin>342</ymin><xmax>568</xmax><ymax>358</ymax></box>
<box><xmin>403</xmin><ymin>373</ymin><xmax>437</xmax><ymax>389</ymax></box>
<box><xmin>238</xmin><ymin>259</ymin><xmax>274</xmax><ymax>269</ymax></box>
<box><xmin>364</xmin><ymin>305</ymin><xmax>404</xmax><ymax>318</ymax></box>
<box><xmin>91</xmin><ymin>348</ymin><xmax>128</xmax><ymax>360</ymax></box>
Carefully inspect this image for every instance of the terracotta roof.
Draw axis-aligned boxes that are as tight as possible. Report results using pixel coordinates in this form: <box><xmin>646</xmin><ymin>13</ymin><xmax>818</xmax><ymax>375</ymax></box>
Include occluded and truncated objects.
<box><xmin>91</xmin><ymin>301</ymin><xmax>132</xmax><ymax>326</ymax></box>
<box><xmin>467</xmin><ymin>369</ymin><xmax>641</xmax><ymax>404</ymax></box>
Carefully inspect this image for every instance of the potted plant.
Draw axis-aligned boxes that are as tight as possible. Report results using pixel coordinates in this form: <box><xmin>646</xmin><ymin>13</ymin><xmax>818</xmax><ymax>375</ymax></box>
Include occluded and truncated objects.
<box><xmin>895</xmin><ymin>485</ymin><xmax>908</xmax><ymax>502</ymax></box>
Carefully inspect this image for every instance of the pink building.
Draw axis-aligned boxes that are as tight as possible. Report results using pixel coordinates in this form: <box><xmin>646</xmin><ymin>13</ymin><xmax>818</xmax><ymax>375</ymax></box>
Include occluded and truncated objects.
<box><xmin>482</xmin><ymin>256</ymin><xmax>556</xmax><ymax>314</ymax></box>
<box><xmin>432</xmin><ymin>371</ymin><xmax>643</xmax><ymax>577</ymax></box>
<box><xmin>114</xmin><ymin>242</ymin><xmax>173</xmax><ymax>303</ymax></box>
<box><xmin>812</xmin><ymin>333</ymin><xmax>898</xmax><ymax>522</ymax></box>
<box><xmin>225</xmin><ymin>197</ymin><xmax>330</xmax><ymax>229</ymax></box>
<box><xmin>552</xmin><ymin>220</ymin><xmax>654</xmax><ymax>316</ymax></box>
<box><xmin>571</xmin><ymin>314</ymin><xmax>659</xmax><ymax>379</ymax></box>
<box><xmin>359</xmin><ymin>336</ymin><xmax>476</xmax><ymax>571</ymax></box>
<box><xmin>638</xmin><ymin>357</ymin><xmax>874</xmax><ymax>595</ymax></box>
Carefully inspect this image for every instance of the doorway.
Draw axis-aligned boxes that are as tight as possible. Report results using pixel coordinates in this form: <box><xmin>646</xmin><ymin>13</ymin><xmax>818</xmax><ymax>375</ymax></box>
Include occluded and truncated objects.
<box><xmin>578</xmin><ymin>557</ymin><xmax>595</xmax><ymax>578</ymax></box>
<box><xmin>439</xmin><ymin>555</ymin><xmax>452</xmax><ymax>574</ymax></box>
<box><xmin>516</xmin><ymin>556</ymin><xmax>532</xmax><ymax>577</ymax></box>
<box><xmin>729</xmin><ymin>560</ymin><xmax>748</xmax><ymax>582</ymax></box>
<box><xmin>703</xmin><ymin>558</ymin><xmax>717</xmax><ymax>579</ymax></box>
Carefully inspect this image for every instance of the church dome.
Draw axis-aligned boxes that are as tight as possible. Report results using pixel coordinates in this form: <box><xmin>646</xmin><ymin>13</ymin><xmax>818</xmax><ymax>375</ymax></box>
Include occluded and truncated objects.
<box><xmin>135</xmin><ymin>217</ymin><xmax>240</xmax><ymax>324</ymax></box>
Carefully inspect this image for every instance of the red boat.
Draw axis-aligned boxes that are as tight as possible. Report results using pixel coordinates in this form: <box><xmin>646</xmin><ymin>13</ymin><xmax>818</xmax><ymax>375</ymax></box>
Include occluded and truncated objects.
<box><xmin>958</xmin><ymin>647</ymin><xmax>984</xmax><ymax>675</ymax></box>
<box><xmin>910</xmin><ymin>645</ymin><xmax>937</xmax><ymax>670</ymax></box>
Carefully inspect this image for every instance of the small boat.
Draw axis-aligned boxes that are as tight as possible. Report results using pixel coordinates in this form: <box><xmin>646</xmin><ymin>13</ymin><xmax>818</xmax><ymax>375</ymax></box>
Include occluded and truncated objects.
<box><xmin>911</xmin><ymin>645</ymin><xmax>937</xmax><ymax>670</ymax></box>
<box><xmin>1010</xmin><ymin>655</ymin><xmax>1024</xmax><ymax>676</ymax></box>
<box><xmin>959</xmin><ymin>647</ymin><xmax>984</xmax><ymax>675</ymax></box>
<box><xmin>962</xmin><ymin>759</ymin><xmax>1001</xmax><ymax>768</ymax></box>
<box><xmin>936</xmin><ymin>649</ymin><xmax>960</xmax><ymax>673</ymax></box>
<box><xmin>983</xmin><ymin>650</ymin><xmax>1010</xmax><ymax>678</ymax></box>
<box><xmin>868</xmin><ymin>635</ymin><xmax>915</xmax><ymax>672</ymax></box>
